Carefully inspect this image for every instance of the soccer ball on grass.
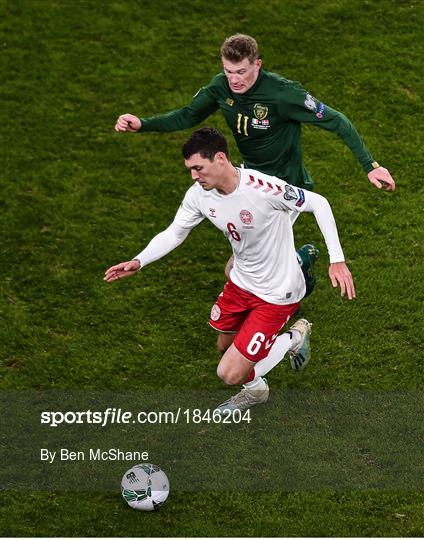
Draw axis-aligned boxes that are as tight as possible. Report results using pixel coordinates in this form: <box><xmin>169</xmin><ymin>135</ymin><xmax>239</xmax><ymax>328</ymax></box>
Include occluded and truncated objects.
<box><xmin>121</xmin><ymin>463</ymin><xmax>169</xmax><ymax>511</ymax></box>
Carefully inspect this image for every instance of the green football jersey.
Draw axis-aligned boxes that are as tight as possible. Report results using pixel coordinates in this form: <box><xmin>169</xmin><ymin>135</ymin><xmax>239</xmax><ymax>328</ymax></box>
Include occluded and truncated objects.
<box><xmin>140</xmin><ymin>69</ymin><xmax>375</xmax><ymax>189</ymax></box>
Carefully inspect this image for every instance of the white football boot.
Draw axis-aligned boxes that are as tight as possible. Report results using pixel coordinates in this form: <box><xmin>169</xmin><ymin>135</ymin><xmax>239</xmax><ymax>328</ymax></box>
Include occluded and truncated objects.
<box><xmin>213</xmin><ymin>377</ymin><xmax>269</xmax><ymax>414</ymax></box>
<box><xmin>288</xmin><ymin>318</ymin><xmax>312</xmax><ymax>371</ymax></box>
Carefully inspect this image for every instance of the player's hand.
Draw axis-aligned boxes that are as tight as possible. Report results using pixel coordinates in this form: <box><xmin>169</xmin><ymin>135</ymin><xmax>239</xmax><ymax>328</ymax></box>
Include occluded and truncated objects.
<box><xmin>104</xmin><ymin>260</ymin><xmax>141</xmax><ymax>283</ymax></box>
<box><xmin>329</xmin><ymin>262</ymin><xmax>355</xmax><ymax>300</ymax></box>
<box><xmin>115</xmin><ymin>114</ymin><xmax>141</xmax><ymax>132</ymax></box>
<box><xmin>367</xmin><ymin>166</ymin><xmax>395</xmax><ymax>191</ymax></box>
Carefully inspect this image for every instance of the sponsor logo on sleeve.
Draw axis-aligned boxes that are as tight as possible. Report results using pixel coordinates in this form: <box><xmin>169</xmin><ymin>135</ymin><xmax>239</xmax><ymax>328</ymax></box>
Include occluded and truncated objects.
<box><xmin>304</xmin><ymin>93</ymin><xmax>317</xmax><ymax>112</ymax></box>
<box><xmin>316</xmin><ymin>102</ymin><xmax>326</xmax><ymax>119</ymax></box>
<box><xmin>284</xmin><ymin>185</ymin><xmax>305</xmax><ymax>207</ymax></box>
<box><xmin>283</xmin><ymin>185</ymin><xmax>298</xmax><ymax>201</ymax></box>
<box><xmin>295</xmin><ymin>188</ymin><xmax>305</xmax><ymax>207</ymax></box>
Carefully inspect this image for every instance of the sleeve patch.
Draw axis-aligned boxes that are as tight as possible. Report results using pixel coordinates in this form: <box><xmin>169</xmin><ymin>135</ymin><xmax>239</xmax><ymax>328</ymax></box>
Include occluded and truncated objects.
<box><xmin>283</xmin><ymin>185</ymin><xmax>298</xmax><ymax>201</ymax></box>
<box><xmin>304</xmin><ymin>93</ymin><xmax>317</xmax><ymax>111</ymax></box>
<box><xmin>304</xmin><ymin>93</ymin><xmax>326</xmax><ymax>118</ymax></box>
<box><xmin>316</xmin><ymin>102</ymin><xmax>326</xmax><ymax>119</ymax></box>
<box><xmin>295</xmin><ymin>189</ymin><xmax>305</xmax><ymax>207</ymax></box>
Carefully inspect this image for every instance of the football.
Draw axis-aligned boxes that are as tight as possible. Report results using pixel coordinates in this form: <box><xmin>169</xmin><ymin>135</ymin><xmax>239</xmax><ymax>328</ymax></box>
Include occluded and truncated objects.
<box><xmin>121</xmin><ymin>463</ymin><xmax>170</xmax><ymax>511</ymax></box>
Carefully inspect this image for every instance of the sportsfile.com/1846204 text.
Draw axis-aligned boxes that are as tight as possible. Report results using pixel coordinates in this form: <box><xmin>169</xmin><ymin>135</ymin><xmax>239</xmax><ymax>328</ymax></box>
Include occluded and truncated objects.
<box><xmin>40</xmin><ymin>407</ymin><xmax>251</xmax><ymax>427</ymax></box>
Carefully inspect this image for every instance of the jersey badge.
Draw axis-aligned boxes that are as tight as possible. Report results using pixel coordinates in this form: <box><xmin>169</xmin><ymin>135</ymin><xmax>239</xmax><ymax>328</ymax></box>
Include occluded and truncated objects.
<box><xmin>210</xmin><ymin>303</ymin><xmax>221</xmax><ymax>321</ymax></box>
<box><xmin>304</xmin><ymin>93</ymin><xmax>317</xmax><ymax>112</ymax></box>
<box><xmin>283</xmin><ymin>185</ymin><xmax>298</xmax><ymax>201</ymax></box>
<box><xmin>316</xmin><ymin>102</ymin><xmax>325</xmax><ymax>119</ymax></box>
<box><xmin>239</xmin><ymin>210</ymin><xmax>253</xmax><ymax>225</ymax></box>
<box><xmin>251</xmin><ymin>118</ymin><xmax>270</xmax><ymax>130</ymax></box>
<box><xmin>295</xmin><ymin>188</ymin><xmax>305</xmax><ymax>207</ymax></box>
<box><xmin>226</xmin><ymin>98</ymin><xmax>234</xmax><ymax>106</ymax></box>
<box><xmin>253</xmin><ymin>103</ymin><xmax>268</xmax><ymax>120</ymax></box>
<box><xmin>209</xmin><ymin>208</ymin><xmax>217</xmax><ymax>218</ymax></box>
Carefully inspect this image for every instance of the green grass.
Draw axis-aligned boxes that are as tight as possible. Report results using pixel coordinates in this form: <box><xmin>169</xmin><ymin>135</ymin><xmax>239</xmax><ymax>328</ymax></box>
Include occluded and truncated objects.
<box><xmin>1</xmin><ymin>0</ymin><xmax>424</xmax><ymax>536</ymax></box>
<box><xmin>1</xmin><ymin>491</ymin><xmax>424</xmax><ymax>537</ymax></box>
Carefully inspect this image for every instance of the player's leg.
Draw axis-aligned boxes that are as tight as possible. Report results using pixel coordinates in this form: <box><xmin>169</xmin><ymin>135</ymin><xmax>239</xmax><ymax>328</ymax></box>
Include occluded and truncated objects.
<box><xmin>214</xmin><ymin>299</ymin><xmax>306</xmax><ymax>413</ymax></box>
<box><xmin>252</xmin><ymin>318</ymin><xmax>312</xmax><ymax>375</ymax></box>
<box><xmin>297</xmin><ymin>243</ymin><xmax>320</xmax><ymax>297</ymax></box>
<box><xmin>216</xmin><ymin>331</ymin><xmax>236</xmax><ymax>354</ymax></box>
<box><xmin>215</xmin><ymin>343</ymin><xmax>270</xmax><ymax>413</ymax></box>
<box><xmin>209</xmin><ymin>279</ymin><xmax>248</xmax><ymax>353</ymax></box>
<box><xmin>286</xmin><ymin>318</ymin><xmax>313</xmax><ymax>371</ymax></box>
<box><xmin>230</xmin><ymin>302</ymin><xmax>305</xmax><ymax>381</ymax></box>
<box><xmin>216</xmin><ymin>343</ymin><xmax>256</xmax><ymax>385</ymax></box>
<box><xmin>209</xmin><ymin>281</ymin><xmax>270</xmax><ymax>412</ymax></box>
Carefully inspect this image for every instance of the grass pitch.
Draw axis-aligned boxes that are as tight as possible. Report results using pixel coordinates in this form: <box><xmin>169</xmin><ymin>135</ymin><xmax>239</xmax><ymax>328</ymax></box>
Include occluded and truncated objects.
<box><xmin>1</xmin><ymin>0</ymin><xmax>424</xmax><ymax>536</ymax></box>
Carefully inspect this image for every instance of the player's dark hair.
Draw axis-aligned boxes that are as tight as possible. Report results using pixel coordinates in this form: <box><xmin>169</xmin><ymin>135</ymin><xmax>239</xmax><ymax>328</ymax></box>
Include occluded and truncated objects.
<box><xmin>182</xmin><ymin>127</ymin><xmax>229</xmax><ymax>161</ymax></box>
<box><xmin>220</xmin><ymin>34</ymin><xmax>259</xmax><ymax>63</ymax></box>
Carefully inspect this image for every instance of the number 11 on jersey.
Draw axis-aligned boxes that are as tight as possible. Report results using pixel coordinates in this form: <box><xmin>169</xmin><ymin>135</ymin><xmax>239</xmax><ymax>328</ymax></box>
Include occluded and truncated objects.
<box><xmin>236</xmin><ymin>113</ymin><xmax>249</xmax><ymax>136</ymax></box>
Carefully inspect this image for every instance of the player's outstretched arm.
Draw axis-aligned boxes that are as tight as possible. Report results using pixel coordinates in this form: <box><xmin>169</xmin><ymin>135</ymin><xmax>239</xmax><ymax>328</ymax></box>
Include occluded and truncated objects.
<box><xmin>104</xmin><ymin>260</ymin><xmax>141</xmax><ymax>283</ymax></box>
<box><xmin>115</xmin><ymin>114</ymin><xmax>142</xmax><ymax>132</ymax></box>
<box><xmin>328</xmin><ymin>262</ymin><xmax>355</xmax><ymax>300</ymax></box>
<box><xmin>278</xmin><ymin>187</ymin><xmax>355</xmax><ymax>300</ymax></box>
<box><xmin>367</xmin><ymin>165</ymin><xmax>395</xmax><ymax>191</ymax></box>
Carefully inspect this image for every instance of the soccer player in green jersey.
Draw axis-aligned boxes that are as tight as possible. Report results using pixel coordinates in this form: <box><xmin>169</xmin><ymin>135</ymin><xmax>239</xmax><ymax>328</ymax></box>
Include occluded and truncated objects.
<box><xmin>114</xmin><ymin>34</ymin><xmax>395</xmax><ymax>294</ymax></box>
<box><xmin>115</xmin><ymin>33</ymin><xmax>395</xmax><ymax>193</ymax></box>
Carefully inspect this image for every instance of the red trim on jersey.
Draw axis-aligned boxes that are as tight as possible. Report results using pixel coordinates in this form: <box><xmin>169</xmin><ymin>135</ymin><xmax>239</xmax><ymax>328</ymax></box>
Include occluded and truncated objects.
<box><xmin>245</xmin><ymin>174</ymin><xmax>285</xmax><ymax>196</ymax></box>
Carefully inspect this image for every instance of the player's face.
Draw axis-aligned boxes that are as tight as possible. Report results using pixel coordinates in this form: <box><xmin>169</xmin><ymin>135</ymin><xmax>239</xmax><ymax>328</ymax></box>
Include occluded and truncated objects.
<box><xmin>222</xmin><ymin>57</ymin><xmax>262</xmax><ymax>93</ymax></box>
<box><xmin>185</xmin><ymin>153</ymin><xmax>223</xmax><ymax>190</ymax></box>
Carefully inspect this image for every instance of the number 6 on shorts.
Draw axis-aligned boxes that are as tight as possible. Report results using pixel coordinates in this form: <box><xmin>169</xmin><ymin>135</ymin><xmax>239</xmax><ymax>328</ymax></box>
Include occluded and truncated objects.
<box><xmin>246</xmin><ymin>332</ymin><xmax>266</xmax><ymax>356</ymax></box>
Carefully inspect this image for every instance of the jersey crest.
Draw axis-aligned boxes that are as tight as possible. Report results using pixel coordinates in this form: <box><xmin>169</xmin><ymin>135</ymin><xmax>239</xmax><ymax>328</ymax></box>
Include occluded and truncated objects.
<box><xmin>239</xmin><ymin>210</ymin><xmax>253</xmax><ymax>225</ymax></box>
<box><xmin>210</xmin><ymin>303</ymin><xmax>221</xmax><ymax>321</ymax></box>
<box><xmin>253</xmin><ymin>103</ymin><xmax>268</xmax><ymax>120</ymax></box>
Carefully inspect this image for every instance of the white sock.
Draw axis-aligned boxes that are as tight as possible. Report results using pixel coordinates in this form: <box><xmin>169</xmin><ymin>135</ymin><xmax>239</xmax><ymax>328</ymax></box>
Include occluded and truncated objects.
<box><xmin>243</xmin><ymin>376</ymin><xmax>267</xmax><ymax>390</ymax></box>
<box><xmin>252</xmin><ymin>332</ymin><xmax>296</xmax><ymax>379</ymax></box>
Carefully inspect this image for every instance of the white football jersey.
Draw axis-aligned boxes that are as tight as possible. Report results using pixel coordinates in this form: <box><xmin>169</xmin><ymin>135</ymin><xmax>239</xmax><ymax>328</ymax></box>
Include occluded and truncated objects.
<box><xmin>135</xmin><ymin>167</ymin><xmax>345</xmax><ymax>305</ymax></box>
<box><xmin>170</xmin><ymin>168</ymin><xmax>343</xmax><ymax>305</ymax></box>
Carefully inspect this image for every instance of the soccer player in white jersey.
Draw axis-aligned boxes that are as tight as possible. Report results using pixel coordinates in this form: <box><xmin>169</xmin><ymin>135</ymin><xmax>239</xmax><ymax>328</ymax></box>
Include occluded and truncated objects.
<box><xmin>105</xmin><ymin>128</ymin><xmax>355</xmax><ymax>413</ymax></box>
